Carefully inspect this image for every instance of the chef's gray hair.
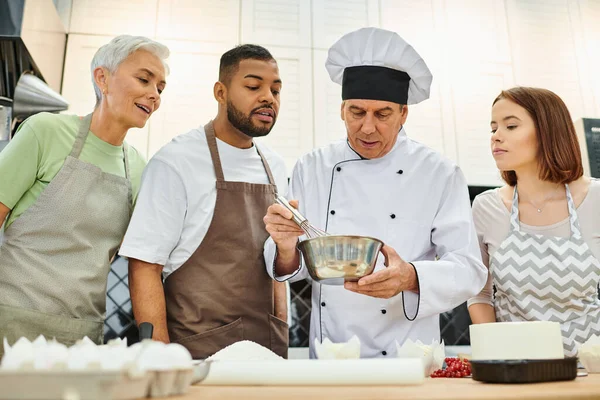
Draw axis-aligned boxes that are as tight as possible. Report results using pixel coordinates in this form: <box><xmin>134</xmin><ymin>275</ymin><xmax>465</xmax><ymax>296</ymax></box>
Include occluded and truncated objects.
<box><xmin>91</xmin><ymin>35</ymin><xmax>170</xmax><ymax>104</ymax></box>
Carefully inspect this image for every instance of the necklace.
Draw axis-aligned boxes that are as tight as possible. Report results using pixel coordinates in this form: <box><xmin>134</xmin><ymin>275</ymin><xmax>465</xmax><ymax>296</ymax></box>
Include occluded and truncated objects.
<box><xmin>519</xmin><ymin>186</ymin><xmax>563</xmax><ymax>213</ymax></box>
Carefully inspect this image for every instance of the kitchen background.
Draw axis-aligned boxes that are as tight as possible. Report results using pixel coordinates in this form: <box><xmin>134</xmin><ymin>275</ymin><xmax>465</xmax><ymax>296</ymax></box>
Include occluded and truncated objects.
<box><xmin>1</xmin><ymin>0</ymin><xmax>600</xmax><ymax>347</ymax></box>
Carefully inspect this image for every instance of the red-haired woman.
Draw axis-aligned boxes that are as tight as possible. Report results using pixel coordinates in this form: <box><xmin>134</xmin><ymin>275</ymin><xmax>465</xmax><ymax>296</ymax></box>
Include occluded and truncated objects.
<box><xmin>468</xmin><ymin>87</ymin><xmax>600</xmax><ymax>356</ymax></box>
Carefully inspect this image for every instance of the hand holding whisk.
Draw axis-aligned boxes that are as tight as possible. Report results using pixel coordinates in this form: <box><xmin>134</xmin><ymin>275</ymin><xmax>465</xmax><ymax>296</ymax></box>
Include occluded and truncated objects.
<box><xmin>274</xmin><ymin>194</ymin><xmax>329</xmax><ymax>239</ymax></box>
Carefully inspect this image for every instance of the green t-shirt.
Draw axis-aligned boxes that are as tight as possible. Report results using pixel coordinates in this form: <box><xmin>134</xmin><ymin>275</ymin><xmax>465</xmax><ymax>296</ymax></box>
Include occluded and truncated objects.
<box><xmin>0</xmin><ymin>112</ymin><xmax>147</xmax><ymax>229</ymax></box>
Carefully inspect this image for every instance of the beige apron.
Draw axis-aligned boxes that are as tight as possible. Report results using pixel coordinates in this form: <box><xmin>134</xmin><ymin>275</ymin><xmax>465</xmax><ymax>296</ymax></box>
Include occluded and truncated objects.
<box><xmin>164</xmin><ymin>121</ymin><xmax>288</xmax><ymax>359</ymax></box>
<box><xmin>0</xmin><ymin>114</ymin><xmax>132</xmax><ymax>353</ymax></box>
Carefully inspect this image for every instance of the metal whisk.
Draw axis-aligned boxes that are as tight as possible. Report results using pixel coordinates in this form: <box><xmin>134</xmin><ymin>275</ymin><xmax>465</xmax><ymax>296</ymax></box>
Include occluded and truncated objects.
<box><xmin>275</xmin><ymin>194</ymin><xmax>329</xmax><ymax>239</ymax></box>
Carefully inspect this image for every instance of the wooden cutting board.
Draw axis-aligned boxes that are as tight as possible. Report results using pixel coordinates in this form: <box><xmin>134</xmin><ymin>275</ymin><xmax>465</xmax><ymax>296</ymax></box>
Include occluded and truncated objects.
<box><xmin>166</xmin><ymin>373</ymin><xmax>600</xmax><ymax>400</ymax></box>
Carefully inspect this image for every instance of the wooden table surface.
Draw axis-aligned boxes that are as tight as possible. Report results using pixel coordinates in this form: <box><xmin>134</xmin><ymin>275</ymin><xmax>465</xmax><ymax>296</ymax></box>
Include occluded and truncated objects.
<box><xmin>167</xmin><ymin>374</ymin><xmax>600</xmax><ymax>400</ymax></box>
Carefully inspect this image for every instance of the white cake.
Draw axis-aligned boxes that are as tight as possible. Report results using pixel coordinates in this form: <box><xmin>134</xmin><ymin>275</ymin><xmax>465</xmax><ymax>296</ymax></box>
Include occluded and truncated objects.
<box><xmin>470</xmin><ymin>321</ymin><xmax>564</xmax><ymax>360</ymax></box>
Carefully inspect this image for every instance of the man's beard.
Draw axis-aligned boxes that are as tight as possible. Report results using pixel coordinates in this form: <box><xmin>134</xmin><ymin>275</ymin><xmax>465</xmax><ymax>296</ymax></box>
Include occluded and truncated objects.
<box><xmin>227</xmin><ymin>101</ymin><xmax>275</xmax><ymax>138</ymax></box>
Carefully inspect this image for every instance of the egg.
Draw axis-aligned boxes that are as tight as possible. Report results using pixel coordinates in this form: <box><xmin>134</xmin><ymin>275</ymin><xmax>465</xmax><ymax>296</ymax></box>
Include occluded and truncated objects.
<box><xmin>3</xmin><ymin>337</ymin><xmax>10</xmax><ymax>355</ymax></box>
<box><xmin>166</xmin><ymin>343</ymin><xmax>193</xmax><ymax>369</ymax></box>
<box><xmin>31</xmin><ymin>335</ymin><xmax>48</xmax><ymax>348</ymax></box>
<box><xmin>106</xmin><ymin>337</ymin><xmax>127</xmax><ymax>348</ymax></box>
<box><xmin>77</xmin><ymin>336</ymin><xmax>97</xmax><ymax>347</ymax></box>
<box><xmin>1</xmin><ymin>337</ymin><xmax>34</xmax><ymax>370</ymax></box>
<box><xmin>67</xmin><ymin>342</ymin><xmax>101</xmax><ymax>370</ymax></box>
<box><xmin>33</xmin><ymin>340</ymin><xmax>68</xmax><ymax>370</ymax></box>
<box><xmin>99</xmin><ymin>344</ymin><xmax>130</xmax><ymax>371</ymax></box>
<box><xmin>127</xmin><ymin>342</ymin><xmax>144</xmax><ymax>360</ymax></box>
<box><xmin>136</xmin><ymin>341</ymin><xmax>172</xmax><ymax>371</ymax></box>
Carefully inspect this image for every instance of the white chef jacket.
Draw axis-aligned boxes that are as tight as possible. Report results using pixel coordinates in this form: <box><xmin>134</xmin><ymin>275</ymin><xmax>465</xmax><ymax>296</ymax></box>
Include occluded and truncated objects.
<box><xmin>264</xmin><ymin>128</ymin><xmax>487</xmax><ymax>358</ymax></box>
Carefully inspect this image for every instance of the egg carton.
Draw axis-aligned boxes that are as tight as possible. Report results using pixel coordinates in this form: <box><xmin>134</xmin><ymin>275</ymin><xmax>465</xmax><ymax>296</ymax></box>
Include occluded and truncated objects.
<box><xmin>147</xmin><ymin>367</ymin><xmax>196</xmax><ymax>397</ymax></box>
<box><xmin>1</xmin><ymin>336</ymin><xmax>202</xmax><ymax>398</ymax></box>
<box><xmin>0</xmin><ymin>369</ymin><xmax>149</xmax><ymax>400</ymax></box>
<box><xmin>0</xmin><ymin>367</ymin><xmax>196</xmax><ymax>400</ymax></box>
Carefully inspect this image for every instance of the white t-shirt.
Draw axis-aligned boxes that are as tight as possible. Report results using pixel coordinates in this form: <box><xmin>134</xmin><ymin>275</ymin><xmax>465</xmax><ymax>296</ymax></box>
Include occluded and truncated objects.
<box><xmin>119</xmin><ymin>125</ymin><xmax>288</xmax><ymax>278</ymax></box>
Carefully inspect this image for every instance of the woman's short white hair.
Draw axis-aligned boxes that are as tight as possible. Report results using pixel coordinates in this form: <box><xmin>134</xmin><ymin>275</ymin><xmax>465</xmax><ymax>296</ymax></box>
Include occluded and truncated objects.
<box><xmin>91</xmin><ymin>35</ymin><xmax>170</xmax><ymax>103</ymax></box>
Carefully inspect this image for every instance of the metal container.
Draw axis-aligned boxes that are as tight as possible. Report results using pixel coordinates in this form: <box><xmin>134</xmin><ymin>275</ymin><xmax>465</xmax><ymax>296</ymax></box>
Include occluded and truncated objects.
<box><xmin>13</xmin><ymin>73</ymin><xmax>68</xmax><ymax>119</ymax></box>
<box><xmin>0</xmin><ymin>97</ymin><xmax>12</xmax><ymax>153</ymax></box>
<box><xmin>0</xmin><ymin>97</ymin><xmax>12</xmax><ymax>141</ymax></box>
<box><xmin>297</xmin><ymin>235</ymin><xmax>384</xmax><ymax>285</ymax></box>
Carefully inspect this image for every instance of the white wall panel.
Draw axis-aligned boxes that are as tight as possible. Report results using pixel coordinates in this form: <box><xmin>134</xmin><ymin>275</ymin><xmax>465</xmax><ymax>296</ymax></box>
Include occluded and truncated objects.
<box><xmin>146</xmin><ymin>40</ymin><xmax>226</xmax><ymax>157</ymax></box>
<box><xmin>52</xmin><ymin>0</ymin><xmax>73</xmax><ymax>31</ymax></box>
<box><xmin>312</xmin><ymin>0</ymin><xmax>379</xmax><ymax>50</ymax></box>
<box><xmin>240</xmin><ymin>0</ymin><xmax>311</xmax><ymax>47</ymax></box>
<box><xmin>380</xmin><ymin>0</ymin><xmax>439</xmax><ymax>66</ymax></box>
<box><xmin>256</xmin><ymin>47</ymin><xmax>313</xmax><ymax>173</ymax></box>
<box><xmin>443</xmin><ymin>0</ymin><xmax>511</xmax><ymax>64</ymax></box>
<box><xmin>441</xmin><ymin>0</ymin><xmax>515</xmax><ymax>178</ymax></box>
<box><xmin>312</xmin><ymin>50</ymin><xmax>346</xmax><ymax>148</ymax></box>
<box><xmin>61</xmin><ymin>34</ymin><xmax>151</xmax><ymax>158</ymax></box>
<box><xmin>156</xmin><ymin>0</ymin><xmax>239</xmax><ymax>46</ymax></box>
<box><xmin>69</xmin><ymin>0</ymin><xmax>157</xmax><ymax>36</ymax></box>
<box><xmin>380</xmin><ymin>0</ymin><xmax>449</xmax><ymax>158</ymax></box>
<box><xmin>403</xmin><ymin>82</ymin><xmax>446</xmax><ymax>156</ymax></box>
<box><xmin>579</xmin><ymin>0</ymin><xmax>600</xmax><ymax>117</ymax></box>
<box><xmin>61</xmin><ymin>1</ymin><xmax>600</xmax><ymax>185</ymax></box>
<box><xmin>452</xmin><ymin>62</ymin><xmax>513</xmax><ymax>186</ymax></box>
<box><xmin>506</xmin><ymin>0</ymin><xmax>586</xmax><ymax>120</ymax></box>
<box><xmin>22</xmin><ymin>0</ymin><xmax>67</xmax><ymax>92</ymax></box>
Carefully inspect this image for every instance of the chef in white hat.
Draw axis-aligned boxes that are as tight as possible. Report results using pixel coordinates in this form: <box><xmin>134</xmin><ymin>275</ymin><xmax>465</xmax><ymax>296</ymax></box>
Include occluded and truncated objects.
<box><xmin>263</xmin><ymin>27</ymin><xmax>487</xmax><ymax>358</ymax></box>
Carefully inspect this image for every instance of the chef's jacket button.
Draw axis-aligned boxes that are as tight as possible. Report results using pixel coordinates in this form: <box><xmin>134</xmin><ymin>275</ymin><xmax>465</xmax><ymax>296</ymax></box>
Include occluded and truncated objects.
<box><xmin>390</xmin><ymin>214</ymin><xmax>396</xmax><ymax>219</ymax></box>
<box><xmin>382</xmin><ymin>351</ymin><xmax>388</xmax><ymax>356</ymax></box>
<box><xmin>381</xmin><ymin>309</ymin><xmax>387</xmax><ymax>314</ymax></box>
<box><xmin>336</xmin><ymin>167</ymin><xmax>341</xmax><ymax>172</ymax></box>
<box><xmin>330</xmin><ymin>210</ymin><xmax>336</xmax><ymax>215</ymax></box>
<box><xmin>397</xmin><ymin>170</ymin><xmax>404</xmax><ymax>174</ymax></box>
<box><xmin>321</xmin><ymin>302</ymin><xmax>326</xmax><ymax>307</ymax></box>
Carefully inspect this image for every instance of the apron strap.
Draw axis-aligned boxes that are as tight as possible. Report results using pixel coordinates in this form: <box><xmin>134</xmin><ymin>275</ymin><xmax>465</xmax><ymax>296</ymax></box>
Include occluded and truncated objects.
<box><xmin>510</xmin><ymin>186</ymin><xmax>521</xmax><ymax>232</ymax></box>
<box><xmin>203</xmin><ymin>121</ymin><xmax>277</xmax><ymax>189</ymax></box>
<box><xmin>513</xmin><ymin>184</ymin><xmax>582</xmax><ymax>238</ymax></box>
<box><xmin>255</xmin><ymin>144</ymin><xmax>277</xmax><ymax>187</ymax></box>
<box><xmin>565</xmin><ymin>184</ymin><xmax>582</xmax><ymax>238</ymax></box>
<box><xmin>122</xmin><ymin>142</ymin><xmax>130</xmax><ymax>181</ymax></box>
<box><xmin>204</xmin><ymin>121</ymin><xmax>225</xmax><ymax>182</ymax></box>
<box><xmin>122</xmin><ymin>142</ymin><xmax>133</xmax><ymax>207</ymax></box>
<box><xmin>71</xmin><ymin>113</ymin><xmax>133</xmax><ymax>207</ymax></box>
<box><xmin>69</xmin><ymin>114</ymin><xmax>93</xmax><ymax>159</ymax></box>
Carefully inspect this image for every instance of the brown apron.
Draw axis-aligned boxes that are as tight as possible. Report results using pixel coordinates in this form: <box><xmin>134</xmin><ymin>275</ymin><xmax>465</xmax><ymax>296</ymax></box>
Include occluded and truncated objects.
<box><xmin>163</xmin><ymin>121</ymin><xmax>288</xmax><ymax>359</ymax></box>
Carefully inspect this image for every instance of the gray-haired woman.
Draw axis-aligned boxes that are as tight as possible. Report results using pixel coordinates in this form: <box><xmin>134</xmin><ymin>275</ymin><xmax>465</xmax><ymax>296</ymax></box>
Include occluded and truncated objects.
<box><xmin>0</xmin><ymin>35</ymin><xmax>169</xmax><ymax>351</ymax></box>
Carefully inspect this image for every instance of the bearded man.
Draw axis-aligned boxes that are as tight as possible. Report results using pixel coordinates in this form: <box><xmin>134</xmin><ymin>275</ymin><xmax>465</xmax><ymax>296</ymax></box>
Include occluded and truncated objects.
<box><xmin>119</xmin><ymin>44</ymin><xmax>289</xmax><ymax>359</ymax></box>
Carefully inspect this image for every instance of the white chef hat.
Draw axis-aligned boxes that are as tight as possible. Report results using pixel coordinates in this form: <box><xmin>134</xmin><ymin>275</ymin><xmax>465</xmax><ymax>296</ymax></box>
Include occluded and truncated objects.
<box><xmin>325</xmin><ymin>27</ymin><xmax>432</xmax><ymax>105</ymax></box>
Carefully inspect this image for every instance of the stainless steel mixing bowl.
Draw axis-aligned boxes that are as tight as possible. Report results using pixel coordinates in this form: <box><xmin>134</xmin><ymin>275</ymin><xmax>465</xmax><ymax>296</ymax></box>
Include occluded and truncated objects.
<box><xmin>297</xmin><ymin>235</ymin><xmax>384</xmax><ymax>285</ymax></box>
